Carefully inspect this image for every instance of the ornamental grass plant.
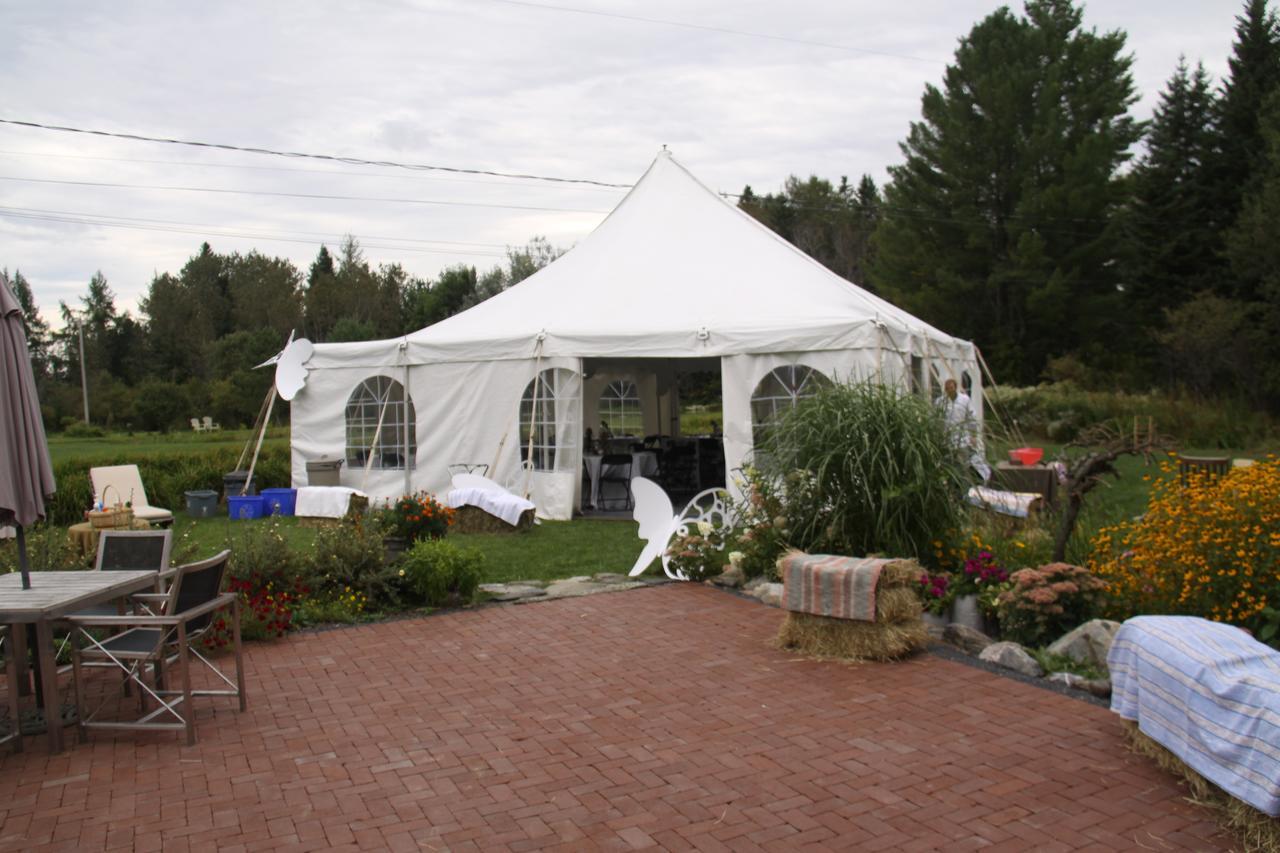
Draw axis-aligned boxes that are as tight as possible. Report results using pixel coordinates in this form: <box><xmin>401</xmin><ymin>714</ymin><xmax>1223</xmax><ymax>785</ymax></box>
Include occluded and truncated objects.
<box><xmin>1089</xmin><ymin>456</ymin><xmax>1280</xmax><ymax>642</ymax></box>
<box><xmin>757</xmin><ymin>380</ymin><xmax>971</xmax><ymax>569</ymax></box>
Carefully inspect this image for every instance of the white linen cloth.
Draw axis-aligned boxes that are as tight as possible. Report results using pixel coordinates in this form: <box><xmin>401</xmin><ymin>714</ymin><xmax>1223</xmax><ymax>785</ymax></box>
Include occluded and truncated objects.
<box><xmin>445</xmin><ymin>487</ymin><xmax>535</xmax><ymax>526</ymax></box>
<box><xmin>295</xmin><ymin>486</ymin><xmax>365</xmax><ymax>519</ymax></box>
<box><xmin>964</xmin><ymin>486</ymin><xmax>1041</xmax><ymax>518</ymax></box>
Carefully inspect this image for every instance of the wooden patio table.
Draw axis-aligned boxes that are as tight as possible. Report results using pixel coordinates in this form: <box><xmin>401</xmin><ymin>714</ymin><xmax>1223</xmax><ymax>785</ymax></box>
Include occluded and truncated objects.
<box><xmin>0</xmin><ymin>570</ymin><xmax>157</xmax><ymax>753</ymax></box>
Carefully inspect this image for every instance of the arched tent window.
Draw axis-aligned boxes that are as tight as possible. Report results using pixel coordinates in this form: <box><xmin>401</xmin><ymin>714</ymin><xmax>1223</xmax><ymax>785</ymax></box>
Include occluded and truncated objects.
<box><xmin>750</xmin><ymin>364</ymin><xmax>831</xmax><ymax>448</ymax></box>
<box><xmin>345</xmin><ymin>376</ymin><xmax>416</xmax><ymax>470</ymax></box>
<box><xmin>520</xmin><ymin>368</ymin><xmax>579</xmax><ymax>471</ymax></box>
<box><xmin>599</xmin><ymin>379</ymin><xmax>643</xmax><ymax>436</ymax></box>
<box><xmin>961</xmin><ymin>371</ymin><xmax>973</xmax><ymax>396</ymax></box>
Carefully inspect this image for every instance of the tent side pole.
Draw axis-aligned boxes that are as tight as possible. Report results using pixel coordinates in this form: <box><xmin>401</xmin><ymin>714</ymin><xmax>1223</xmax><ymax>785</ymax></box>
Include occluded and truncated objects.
<box><xmin>403</xmin><ymin>363</ymin><xmax>411</xmax><ymax>498</ymax></box>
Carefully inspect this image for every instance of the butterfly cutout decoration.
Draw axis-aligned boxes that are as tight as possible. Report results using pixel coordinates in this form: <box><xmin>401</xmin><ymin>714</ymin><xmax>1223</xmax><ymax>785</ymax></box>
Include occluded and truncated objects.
<box><xmin>256</xmin><ymin>331</ymin><xmax>315</xmax><ymax>401</ymax></box>
<box><xmin>628</xmin><ymin>477</ymin><xmax>735</xmax><ymax>580</ymax></box>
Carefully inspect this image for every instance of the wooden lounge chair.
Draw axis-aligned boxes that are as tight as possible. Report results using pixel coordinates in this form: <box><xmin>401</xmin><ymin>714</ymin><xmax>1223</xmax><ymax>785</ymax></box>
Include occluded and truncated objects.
<box><xmin>89</xmin><ymin>465</ymin><xmax>174</xmax><ymax>527</ymax></box>
<box><xmin>190</xmin><ymin>418</ymin><xmax>205</xmax><ymax>433</ymax></box>
<box><xmin>202</xmin><ymin>416</ymin><xmax>220</xmax><ymax>432</ymax></box>
<box><xmin>68</xmin><ymin>550</ymin><xmax>245</xmax><ymax>746</ymax></box>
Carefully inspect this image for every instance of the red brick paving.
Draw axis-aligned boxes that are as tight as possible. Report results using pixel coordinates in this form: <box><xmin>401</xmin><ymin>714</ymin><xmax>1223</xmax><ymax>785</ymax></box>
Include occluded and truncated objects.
<box><xmin>0</xmin><ymin>584</ymin><xmax>1229</xmax><ymax>851</ymax></box>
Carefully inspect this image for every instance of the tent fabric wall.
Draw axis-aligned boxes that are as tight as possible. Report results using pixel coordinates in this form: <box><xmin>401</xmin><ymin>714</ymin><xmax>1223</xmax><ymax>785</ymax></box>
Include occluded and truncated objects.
<box><xmin>291</xmin><ymin>151</ymin><xmax>981</xmax><ymax>516</ymax></box>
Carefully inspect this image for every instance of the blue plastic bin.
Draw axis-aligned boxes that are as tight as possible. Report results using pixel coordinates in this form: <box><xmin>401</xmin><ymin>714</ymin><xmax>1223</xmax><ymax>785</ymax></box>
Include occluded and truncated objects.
<box><xmin>228</xmin><ymin>494</ymin><xmax>266</xmax><ymax>520</ymax></box>
<box><xmin>261</xmin><ymin>487</ymin><xmax>297</xmax><ymax>517</ymax></box>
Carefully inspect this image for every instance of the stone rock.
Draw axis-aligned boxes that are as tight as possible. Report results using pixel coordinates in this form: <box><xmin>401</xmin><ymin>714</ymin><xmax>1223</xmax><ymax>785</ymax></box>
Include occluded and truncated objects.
<box><xmin>1047</xmin><ymin>619</ymin><xmax>1122</xmax><ymax>671</ymax></box>
<box><xmin>979</xmin><ymin>642</ymin><xmax>1044</xmax><ymax>678</ymax></box>
<box><xmin>478</xmin><ymin>583</ymin><xmax>547</xmax><ymax>602</ymax></box>
<box><xmin>1047</xmin><ymin>671</ymin><xmax>1112</xmax><ymax>698</ymax></box>
<box><xmin>591</xmin><ymin>573</ymin><xmax>629</xmax><ymax>584</ymax></box>
<box><xmin>710</xmin><ymin>565</ymin><xmax>745</xmax><ymax>589</ymax></box>
<box><xmin>753</xmin><ymin>582</ymin><xmax>784</xmax><ymax>607</ymax></box>
<box><xmin>543</xmin><ymin>577</ymin><xmax>642</xmax><ymax>599</ymax></box>
<box><xmin>943</xmin><ymin>623</ymin><xmax>995</xmax><ymax>656</ymax></box>
<box><xmin>742</xmin><ymin>577</ymin><xmax>768</xmax><ymax>593</ymax></box>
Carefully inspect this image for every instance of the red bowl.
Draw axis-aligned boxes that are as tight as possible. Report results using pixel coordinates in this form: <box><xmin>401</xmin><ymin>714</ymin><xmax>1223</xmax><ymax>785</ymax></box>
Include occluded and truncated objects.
<box><xmin>1009</xmin><ymin>447</ymin><xmax>1044</xmax><ymax>466</ymax></box>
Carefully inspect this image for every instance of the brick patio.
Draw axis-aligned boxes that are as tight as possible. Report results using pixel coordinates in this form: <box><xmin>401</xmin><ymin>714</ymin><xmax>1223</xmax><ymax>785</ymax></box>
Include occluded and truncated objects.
<box><xmin>0</xmin><ymin>584</ymin><xmax>1228</xmax><ymax>851</ymax></box>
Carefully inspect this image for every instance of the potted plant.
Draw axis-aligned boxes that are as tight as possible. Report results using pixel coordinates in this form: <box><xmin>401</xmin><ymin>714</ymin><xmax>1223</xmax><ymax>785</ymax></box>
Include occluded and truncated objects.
<box><xmin>377</xmin><ymin>492</ymin><xmax>454</xmax><ymax>563</ymax></box>
<box><xmin>951</xmin><ymin>550</ymin><xmax>1009</xmax><ymax>633</ymax></box>
<box><xmin>918</xmin><ymin>571</ymin><xmax>954</xmax><ymax>631</ymax></box>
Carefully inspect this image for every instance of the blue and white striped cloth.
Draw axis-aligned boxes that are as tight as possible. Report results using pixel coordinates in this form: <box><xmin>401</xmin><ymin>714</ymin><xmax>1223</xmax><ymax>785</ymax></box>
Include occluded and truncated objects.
<box><xmin>1109</xmin><ymin>615</ymin><xmax>1280</xmax><ymax>816</ymax></box>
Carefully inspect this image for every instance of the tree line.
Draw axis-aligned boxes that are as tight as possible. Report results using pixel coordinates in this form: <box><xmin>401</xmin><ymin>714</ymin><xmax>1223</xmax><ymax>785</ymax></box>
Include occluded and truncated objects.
<box><xmin>8</xmin><ymin>0</ymin><xmax>1280</xmax><ymax>431</ymax></box>
<box><xmin>4</xmin><ymin>236</ymin><xmax>559</xmax><ymax>431</ymax></box>
<box><xmin>740</xmin><ymin>0</ymin><xmax>1280</xmax><ymax>412</ymax></box>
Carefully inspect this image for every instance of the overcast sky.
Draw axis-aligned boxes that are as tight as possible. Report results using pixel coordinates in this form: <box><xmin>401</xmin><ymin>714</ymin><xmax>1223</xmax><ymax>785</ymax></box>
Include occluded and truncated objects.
<box><xmin>0</xmin><ymin>0</ymin><xmax>1242</xmax><ymax>327</ymax></box>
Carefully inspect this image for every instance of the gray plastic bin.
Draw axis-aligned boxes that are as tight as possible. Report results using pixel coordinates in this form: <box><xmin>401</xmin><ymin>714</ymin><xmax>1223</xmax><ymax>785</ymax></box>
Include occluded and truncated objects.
<box><xmin>185</xmin><ymin>489</ymin><xmax>219</xmax><ymax>518</ymax></box>
<box><xmin>222</xmin><ymin>470</ymin><xmax>257</xmax><ymax>502</ymax></box>
<box><xmin>306</xmin><ymin>457</ymin><xmax>344</xmax><ymax>487</ymax></box>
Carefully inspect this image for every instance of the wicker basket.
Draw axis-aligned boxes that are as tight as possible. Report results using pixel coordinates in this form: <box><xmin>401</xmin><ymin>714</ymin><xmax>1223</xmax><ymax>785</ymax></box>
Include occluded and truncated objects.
<box><xmin>87</xmin><ymin>506</ymin><xmax>134</xmax><ymax>529</ymax></box>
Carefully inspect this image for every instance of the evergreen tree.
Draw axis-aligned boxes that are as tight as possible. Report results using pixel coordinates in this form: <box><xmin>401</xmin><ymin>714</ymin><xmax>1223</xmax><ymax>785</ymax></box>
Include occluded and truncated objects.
<box><xmin>1124</xmin><ymin>60</ymin><xmax>1221</xmax><ymax>324</ymax></box>
<box><xmin>871</xmin><ymin>0</ymin><xmax>1141</xmax><ymax>384</ymax></box>
<box><xmin>4</xmin><ymin>269</ymin><xmax>51</xmax><ymax>377</ymax></box>
<box><xmin>738</xmin><ymin>174</ymin><xmax>880</xmax><ymax>287</ymax></box>
<box><xmin>1212</xmin><ymin>0</ymin><xmax>1280</xmax><ymax>290</ymax></box>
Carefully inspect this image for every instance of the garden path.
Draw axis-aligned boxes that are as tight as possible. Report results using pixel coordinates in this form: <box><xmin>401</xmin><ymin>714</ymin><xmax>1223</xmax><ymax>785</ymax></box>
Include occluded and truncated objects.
<box><xmin>0</xmin><ymin>585</ymin><xmax>1228</xmax><ymax>851</ymax></box>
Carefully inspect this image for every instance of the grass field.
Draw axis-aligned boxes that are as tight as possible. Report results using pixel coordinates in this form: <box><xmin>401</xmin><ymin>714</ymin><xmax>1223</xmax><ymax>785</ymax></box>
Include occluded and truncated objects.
<box><xmin>168</xmin><ymin>513</ymin><xmax>650</xmax><ymax>583</ymax></box>
<box><xmin>47</xmin><ymin>427</ymin><xmax>289</xmax><ymax>465</ymax></box>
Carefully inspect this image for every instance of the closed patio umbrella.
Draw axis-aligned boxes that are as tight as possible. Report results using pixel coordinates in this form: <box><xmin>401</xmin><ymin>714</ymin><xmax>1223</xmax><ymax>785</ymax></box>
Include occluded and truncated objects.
<box><xmin>0</xmin><ymin>273</ymin><xmax>56</xmax><ymax>589</ymax></box>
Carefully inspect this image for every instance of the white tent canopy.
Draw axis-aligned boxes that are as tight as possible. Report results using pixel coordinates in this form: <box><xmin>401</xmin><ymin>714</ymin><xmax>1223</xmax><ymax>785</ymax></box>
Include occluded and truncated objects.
<box><xmin>291</xmin><ymin>150</ymin><xmax>979</xmax><ymax>518</ymax></box>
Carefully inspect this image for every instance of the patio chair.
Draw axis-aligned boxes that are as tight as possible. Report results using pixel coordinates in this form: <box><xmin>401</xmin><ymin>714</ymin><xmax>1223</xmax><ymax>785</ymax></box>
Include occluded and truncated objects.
<box><xmin>68</xmin><ymin>550</ymin><xmax>245</xmax><ymax>746</ymax></box>
<box><xmin>90</xmin><ymin>464</ymin><xmax>174</xmax><ymax>527</ymax></box>
<box><xmin>0</xmin><ymin>627</ymin><xmax>21</xmax><ymax>753</ymax></box>
<box><xmin>599</xmin><ymin>453</ymin><xmax>634</xmax><ymax>510</ymax></box>
<box><xmin>202</xmin><ymin>416</ymin><xmax>220</xmax><ymax>431</ymax></box>
<box><xmin>190</xmin><ymin>418</ymin><xmax>205</xmax><ymax>433</ymax></box>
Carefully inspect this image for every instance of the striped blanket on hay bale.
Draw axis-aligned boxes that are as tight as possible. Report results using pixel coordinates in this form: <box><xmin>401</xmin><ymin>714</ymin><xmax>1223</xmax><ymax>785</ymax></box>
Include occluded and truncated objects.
<box><xmin>775</xmin><ymin>551</ymin><xmax>928</xmax><ymax>661</ymax></box>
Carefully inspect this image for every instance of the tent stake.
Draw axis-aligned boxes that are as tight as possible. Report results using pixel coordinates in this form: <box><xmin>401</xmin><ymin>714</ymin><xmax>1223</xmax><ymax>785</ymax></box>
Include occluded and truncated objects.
<box><xmin>242</xmin><ymin>385</ymin><xmax>277</xmax><ymax>496</ymax></box>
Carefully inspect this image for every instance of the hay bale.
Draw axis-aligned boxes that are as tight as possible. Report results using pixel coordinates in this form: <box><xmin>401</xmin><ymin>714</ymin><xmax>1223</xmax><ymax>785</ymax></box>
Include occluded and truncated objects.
<box><xmin>1122</xmin><ymin>722</ymin><xmax>1279</xmax><ymax>853</ymax></box>
<box><xmin>776</xmin><ymin>611</ymin><xmax>928</xmax><ymax>662</ymax></box>
<box><xmin>451</xmin><ymin>505</ymin><xmax>533</xmax><ymax>535</ymax></box>
<box><xmin>775</xmin><ymin>550</ymin><xmax>921</xmax><ymax>590</ymax></box>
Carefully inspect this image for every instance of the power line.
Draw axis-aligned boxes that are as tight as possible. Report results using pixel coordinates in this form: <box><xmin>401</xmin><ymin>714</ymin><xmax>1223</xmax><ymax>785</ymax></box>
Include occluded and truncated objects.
<box><xmin>0</xmin><ymin>208</ymin><xmax>508</xmax><ymax>258</ymax></box>
<box><xmin>0</xmin><ymin>175</ymin><xmax>614</xmax><ymax>214</ymax></box>
<box><xmin>0</xmin><ymin>118</ymin><xmax>634</xmax><ymax>188</ymax></box>
<box><xmin>0</xmin><ymin>204</ymin><xmax>511</xmax><ymax>249</ymax></box>
<box><xmin>481</xmin><ymin>0</ymin><xmax>943</xmax><ymax>65</ymax></box>
<box><xmin>0</xmin><ymin>148</ymin><xmax>628</xmax><ymax>193</ymax></box>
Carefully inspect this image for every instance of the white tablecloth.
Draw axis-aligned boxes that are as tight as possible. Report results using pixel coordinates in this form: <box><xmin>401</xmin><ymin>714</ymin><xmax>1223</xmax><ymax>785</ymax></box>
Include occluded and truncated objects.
<box><xmin>445</xmin><ymin>487</ymin><xmax>535</xmax><ymax>526</ymax></box>
<box><xmin>583</xmin><ymin>452</ymin><xmax>658</xmax><ymax>507</ymax></box>
<box><xmin>295</xmin><ymin>486</ymin><xmax>366</xmax><ymax>519</ymax></box>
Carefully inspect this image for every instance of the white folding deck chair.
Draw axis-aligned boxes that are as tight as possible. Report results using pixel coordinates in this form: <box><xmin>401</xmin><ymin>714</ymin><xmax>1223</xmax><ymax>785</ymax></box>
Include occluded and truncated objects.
<box><xmin>89</xmin><ymin>465</ymin><xmax>174</xmax><ymax>526</ymax></box>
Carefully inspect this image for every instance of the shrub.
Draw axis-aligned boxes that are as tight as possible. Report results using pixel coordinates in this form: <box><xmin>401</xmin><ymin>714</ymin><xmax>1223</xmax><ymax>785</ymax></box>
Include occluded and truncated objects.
<box><xmin>1088</xmin><ymin>457</ymin><xmax>1280</xmax><ymax>639</ymax></box>
<box><xmin>729</xmin><ymin>466</ymin><xmax>794</xmax><ymax>581</ymax></box>
<box><xmin>208</xmin><ymin>517</ymin><xmax>306</xmax><ymax>644</ymax></box>
<box><xmin>995</xmin><ymin>563</ymin><xmax>1107</xmax><ymax>646</ymax></box>
<box><xmin>400</xmin><ymin>539</ymin><xmax>482</xmax><ymax>607</ymax></box>
<box><xmin>758</xmin><ymin>380</ymin><xmax>971</xmax><ymax>568</ymax></box>
<box><xmin>62</xmin><ymin>421</ymin><xmax>106</xmax><ymax>438</ymax></box>
<box><xmin>380</xmin><ymin>492</ymin><xmax>454</xmax><ymax>544</ymax></box>
<box><xmin>666</xmin><ymin>522</ymin><xmax>728</xmax><ymax>582</ymax></box>
<box><xmin>0</xmin><ymin>524</ymin><xmax>91</xmax><ymax>573</ymax></box>
<box><xmin>304</xmin><ymin>517</ymin><xmax>405</xmax><ymax>611</ymax></box>
<box><xmin>45</xmin><ymin>444</ymin><xmax>291</xmax><ymax>526</ymax></box>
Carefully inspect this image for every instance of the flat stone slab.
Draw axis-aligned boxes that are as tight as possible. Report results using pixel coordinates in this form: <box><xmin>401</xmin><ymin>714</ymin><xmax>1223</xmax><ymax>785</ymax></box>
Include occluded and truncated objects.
<box><xmin>479</xmin><ymin>583</ymin><xmax>548</xmax><ymax>602</ymax></box>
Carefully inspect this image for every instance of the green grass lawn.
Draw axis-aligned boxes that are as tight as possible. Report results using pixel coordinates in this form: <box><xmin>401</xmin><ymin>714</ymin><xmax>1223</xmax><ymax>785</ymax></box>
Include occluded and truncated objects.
<box><xmin>169</xmin><ymin>513</ymin><xmax>649</xmax><ymax>584</ymax></box>
<box><xmin>47</xmin><ymin>427</ymin><xmax>289</xmax><ymax>465</ymax></box>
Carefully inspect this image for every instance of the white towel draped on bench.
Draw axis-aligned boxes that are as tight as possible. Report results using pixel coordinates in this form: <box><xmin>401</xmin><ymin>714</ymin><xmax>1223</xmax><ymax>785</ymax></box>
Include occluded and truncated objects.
<box><xmin>445</xmin><ymin>487</ymin><xmax>535</xmax><ymax>527</ymax></box>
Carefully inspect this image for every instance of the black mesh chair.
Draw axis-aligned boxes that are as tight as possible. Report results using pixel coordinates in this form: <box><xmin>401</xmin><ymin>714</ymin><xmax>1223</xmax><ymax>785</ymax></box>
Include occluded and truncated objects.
<box><xmin>69</xmin><ymin>550</ymin><xmax>245</xmax><ymax>746</ymax></box>
<box><xmin>0</xmin><ymin>627</ymin><xmax>21</xmax><ymax>753</ymax></box>
<box><xmin>599</xmin><ymin>454</ymin><xmax>634</xmax><ymax>510</ymax></box>
<box><xmin>661</xmin><ymin>442</ymin><xmax>699</xmax><ymax>497</ymax></box>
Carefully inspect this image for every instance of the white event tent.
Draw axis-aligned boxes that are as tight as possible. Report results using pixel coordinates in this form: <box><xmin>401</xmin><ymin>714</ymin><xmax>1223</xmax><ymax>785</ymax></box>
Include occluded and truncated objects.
<box><xmin>289</xmin><ymin>150</ymin><xmax>980</xmax><ymax>519</ymax></box>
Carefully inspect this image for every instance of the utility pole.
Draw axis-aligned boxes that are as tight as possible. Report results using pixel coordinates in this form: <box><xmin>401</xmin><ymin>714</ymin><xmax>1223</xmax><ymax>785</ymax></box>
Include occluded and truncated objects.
<box><xmin>77</xmin><ymin>322</ymin><xmax>90</xmax><ymax>424</ymax></box>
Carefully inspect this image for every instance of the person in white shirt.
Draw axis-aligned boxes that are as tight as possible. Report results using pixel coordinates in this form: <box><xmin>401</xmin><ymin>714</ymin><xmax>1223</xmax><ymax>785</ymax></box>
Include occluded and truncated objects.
<box><xmin>940</xmin><ymin>379</ymin><xmax>991</xmax><ymax>481</ymax></box>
